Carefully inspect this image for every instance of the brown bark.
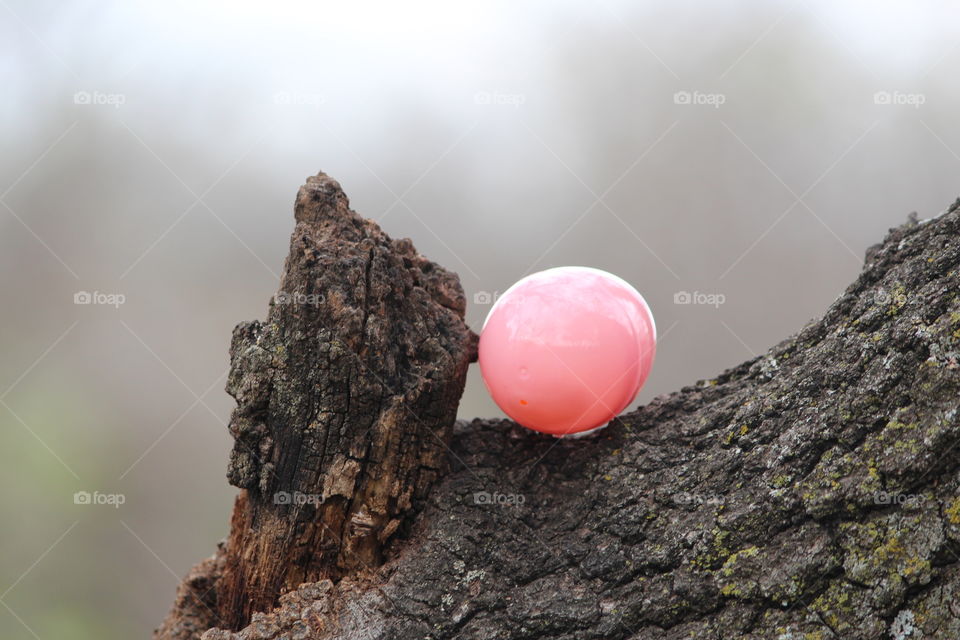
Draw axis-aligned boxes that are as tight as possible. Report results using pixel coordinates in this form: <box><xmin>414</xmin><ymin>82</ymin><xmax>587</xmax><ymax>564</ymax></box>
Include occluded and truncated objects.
<box><xmin>157</xmin><ymin>173</ymin><xmax>477</xmax><ymax>633</ymax></box>
<box><xmin>157</xmin><ymin>175</ymin><xmax>960</xmax><ymax>640</ymax></box>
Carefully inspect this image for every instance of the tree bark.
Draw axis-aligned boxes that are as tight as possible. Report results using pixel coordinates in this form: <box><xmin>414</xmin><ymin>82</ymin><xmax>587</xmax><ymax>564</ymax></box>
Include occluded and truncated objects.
<box><xmin>157</xmin><ymin>176</ymin><xmax>960</xmax><ymax>640</ymax></box>
<box><xmin>157</xmin><ymin>173</ymin><xmax>477</xmax><ymax>635</ymax></box>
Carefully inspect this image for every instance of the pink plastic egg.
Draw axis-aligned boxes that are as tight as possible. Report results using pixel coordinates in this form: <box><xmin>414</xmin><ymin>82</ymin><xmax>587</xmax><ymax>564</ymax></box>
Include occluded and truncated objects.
<box><xmin>478</xmin><ymin>266</ymin><xmax>656</xmax><ymax>436</ymax></box>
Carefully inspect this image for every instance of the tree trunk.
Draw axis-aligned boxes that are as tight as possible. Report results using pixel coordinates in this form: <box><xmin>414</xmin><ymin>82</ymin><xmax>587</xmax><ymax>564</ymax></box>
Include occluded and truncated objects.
<box><xmin>156</xmin><ymin>175</ymin><xmax>960</xmax><ymax>640</ymax></box>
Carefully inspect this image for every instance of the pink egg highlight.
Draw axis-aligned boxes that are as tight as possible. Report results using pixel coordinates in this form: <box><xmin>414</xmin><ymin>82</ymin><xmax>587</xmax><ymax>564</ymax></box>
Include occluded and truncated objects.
<box><xmin>478</xmin><ymin>266</ymin><xmax>656</xmax><ymax>436</ymax></box>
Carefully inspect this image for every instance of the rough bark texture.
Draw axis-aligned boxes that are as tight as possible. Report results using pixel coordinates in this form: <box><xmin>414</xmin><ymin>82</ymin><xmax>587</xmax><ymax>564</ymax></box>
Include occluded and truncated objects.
<box><xmin>159</xmin><ymin>176</ymin><xmax>960</xmax><ymax>640</ymax></box>
<box><xmin>156</xmin><ymin>172</ymin><xmax>477</xmax><ymax>636</ymax></box>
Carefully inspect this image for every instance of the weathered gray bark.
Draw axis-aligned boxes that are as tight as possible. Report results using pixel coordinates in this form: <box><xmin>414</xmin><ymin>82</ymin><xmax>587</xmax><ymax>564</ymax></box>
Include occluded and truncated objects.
<box><xmin>158</xmin><ymin>175</ymin><xmax>960</xmax><ymax>640</ymax></box>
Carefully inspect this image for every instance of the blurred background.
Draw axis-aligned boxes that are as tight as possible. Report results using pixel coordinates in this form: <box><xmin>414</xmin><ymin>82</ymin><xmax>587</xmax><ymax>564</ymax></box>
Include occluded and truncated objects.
<box><xmin>2</xmin><ymin>0</ymin><xmax>959</xmax><ymax>636</ymax></box>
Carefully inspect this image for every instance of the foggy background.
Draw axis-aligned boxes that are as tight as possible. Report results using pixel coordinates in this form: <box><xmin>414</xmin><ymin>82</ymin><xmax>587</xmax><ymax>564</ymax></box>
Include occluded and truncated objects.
<box><xmin>2</xmin><ymin>0</ymin><xmax>959</xmax><ymax>637</ymax></box>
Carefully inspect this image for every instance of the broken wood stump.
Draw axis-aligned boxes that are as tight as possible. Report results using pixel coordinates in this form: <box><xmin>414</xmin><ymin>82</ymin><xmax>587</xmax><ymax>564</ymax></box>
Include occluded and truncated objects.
<box><xmin>157</xmin><ymin>172</ymin><xmax>477</xmax><ymax>634</ymax></box>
